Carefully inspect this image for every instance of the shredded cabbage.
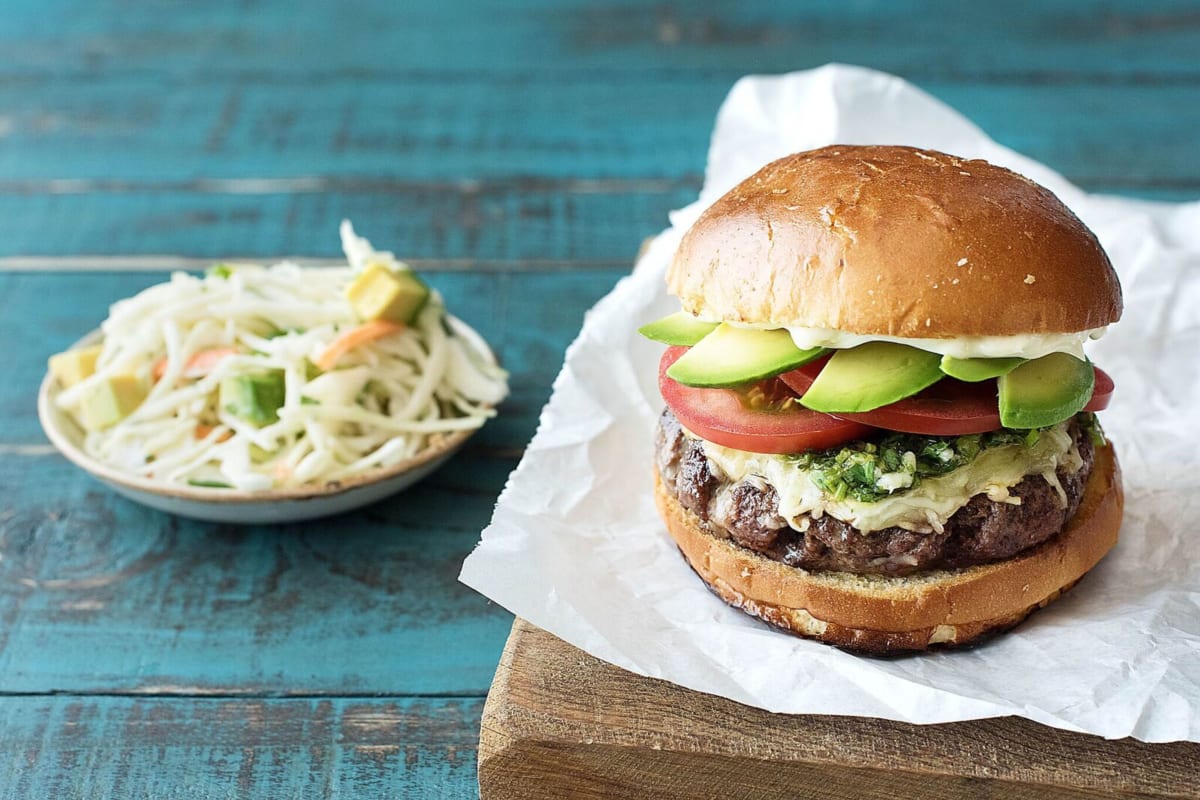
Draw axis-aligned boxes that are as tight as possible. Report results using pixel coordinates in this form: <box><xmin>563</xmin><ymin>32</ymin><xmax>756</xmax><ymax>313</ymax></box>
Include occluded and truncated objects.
<box><xmin>55</xmin><ymin>222</ymin><xmax>509</xmax><ymax>490</ymax></box>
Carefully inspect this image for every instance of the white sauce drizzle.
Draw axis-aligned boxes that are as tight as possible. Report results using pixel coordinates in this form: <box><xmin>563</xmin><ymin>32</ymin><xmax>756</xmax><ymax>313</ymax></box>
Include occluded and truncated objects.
<box><xmin>759</xmin><ymin>323</ymin><xmax>1102</xmax><ymax>360</ymax></box>
<box><xmin>680</xmin><ymin>313</ymin><xmax>1106</xmax><ymax>359</ymax></box>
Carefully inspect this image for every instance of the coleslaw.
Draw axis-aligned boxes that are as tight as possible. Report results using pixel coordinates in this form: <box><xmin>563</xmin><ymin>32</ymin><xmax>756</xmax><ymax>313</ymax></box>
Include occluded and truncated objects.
<box><xmin>50</xmin><ymin>222</ymin><xmax>508</xmax><ymax>490</ymax></box>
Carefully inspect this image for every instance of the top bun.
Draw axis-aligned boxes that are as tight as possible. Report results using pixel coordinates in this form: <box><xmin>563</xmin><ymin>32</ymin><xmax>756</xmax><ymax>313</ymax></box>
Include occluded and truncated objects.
<box><xmin>668</xmin><ymin>145</ymin><xmax>1122</xmax><ymax>338</ymax></box>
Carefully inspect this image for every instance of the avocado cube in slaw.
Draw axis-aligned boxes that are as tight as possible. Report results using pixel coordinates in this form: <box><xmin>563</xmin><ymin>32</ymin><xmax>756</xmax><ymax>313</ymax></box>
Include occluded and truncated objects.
<box><xmin>220</xmin><ymin>370</ymin><xmax>286</xmax><ymax>427</ymax></box>
<box><xmin>345</xmin><ymin>263</ymin><xmax>430</xmax><ymax>324</ymax></box>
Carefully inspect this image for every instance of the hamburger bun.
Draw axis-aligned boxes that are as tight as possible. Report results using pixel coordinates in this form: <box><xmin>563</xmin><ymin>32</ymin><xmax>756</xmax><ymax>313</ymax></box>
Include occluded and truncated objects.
<box><xmin>667</xmin><ymin>145</ymin><xmax>1122</xmax><ymax>338</ymax></box>
<box><xmin>653</xmin><ymin>442</ymin><xmax>1123</xmax><ymax>654</ymax></box>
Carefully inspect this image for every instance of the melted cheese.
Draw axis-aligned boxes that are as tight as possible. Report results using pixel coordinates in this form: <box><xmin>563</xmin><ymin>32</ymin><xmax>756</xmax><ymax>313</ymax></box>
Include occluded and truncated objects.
<box><xmin>701</xmin><ymin>423</ymin><xmax>1081</xmax><ymax>534</ymax></box>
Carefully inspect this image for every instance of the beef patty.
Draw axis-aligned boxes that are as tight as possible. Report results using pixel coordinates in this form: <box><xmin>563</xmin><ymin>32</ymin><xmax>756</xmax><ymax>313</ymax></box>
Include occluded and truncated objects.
<box><xmin>654</xmin><ymin>409</ymin><xmax>1095</xmax><ymax>576</ymax></box>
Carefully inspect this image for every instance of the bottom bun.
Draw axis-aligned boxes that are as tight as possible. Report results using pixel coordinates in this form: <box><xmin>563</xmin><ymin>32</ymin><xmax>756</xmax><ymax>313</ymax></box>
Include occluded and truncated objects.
<box><xmin>654</xmin><ymin>442</ymin><xmax>1123</xmax><ymax>654</ymax></box>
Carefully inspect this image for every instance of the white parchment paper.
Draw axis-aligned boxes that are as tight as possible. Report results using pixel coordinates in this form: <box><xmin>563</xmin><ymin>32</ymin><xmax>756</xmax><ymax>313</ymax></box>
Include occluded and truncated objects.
<box><xmin>460</xmin><ymin>65</ymin><xmax>1200</xmax><ymax>743</ymax></box>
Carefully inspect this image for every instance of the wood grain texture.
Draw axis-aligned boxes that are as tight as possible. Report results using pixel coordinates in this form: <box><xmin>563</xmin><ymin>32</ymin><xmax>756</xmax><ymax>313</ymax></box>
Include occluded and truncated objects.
<box><xmin>6</xmin><ymin>0</ymin><xmax>1200</xmax><ymax>81</ymax></box>
<box><xmin>0</xmin><ymin>696</ymin><xmax>483</xmax><ymax>800</ymax></box>
<box><xmin>0</xmin><ymin>455</ymin><xmax>512</xmax><ymax>695</ymax></box>
<box><xmin>0</xmin><ymin>80</ymin><xmax>1197</xmax><ymax>186</ymax></box>
<box><xmin>0</xmin><ymin>268</ymin><xmax>626</xmax><ymax>694</ymax></box>
<box><xmin>479</xmin><ymin>620</ymin><xmax>1200</xmax><ymax>800</ymax></box>
<box><xmin>0</xmin><ymin>185</ymin><xmax>696</xmax><ymax>260</ymax></box>
<box><xmin>0</xmin><ymin>2</ymin><xmax>1197</xmax><ymax>265</ymax></box>
<box><xmin>0</xmin><ymin>174</ymin><xmax>1194</xmax><ymax>263</ymax></box>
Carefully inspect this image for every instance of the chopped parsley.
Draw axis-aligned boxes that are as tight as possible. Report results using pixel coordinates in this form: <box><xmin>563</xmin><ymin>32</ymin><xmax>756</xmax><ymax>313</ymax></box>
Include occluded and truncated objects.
<box><xmin>783</xmin><ymin>415</ymin><xmax>1096</xmax><ymax>503</ymax></box>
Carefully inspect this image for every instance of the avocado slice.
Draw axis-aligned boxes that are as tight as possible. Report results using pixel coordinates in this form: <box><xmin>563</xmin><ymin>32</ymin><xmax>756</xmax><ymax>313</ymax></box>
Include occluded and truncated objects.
<box><xmin>665</xmin><ymin>324</ymin><xmax>826</xmax><ymax>388</ymax></box>
<box><xmin>49</xmin><ymin>344</ymin><xmax>104</xmax><ymax>388</ymax></box>
<box><xmin>78</xmin><ymin>374</ymin><xmax>147</xmax><ymax>430</ymax></box>
<box><xmin>799</xmin><ymin>343</ymin><xmax>944</xmax><ymax>413</ymax></box>
<box><xmin>999</xmin><ymin>353</ymin><xmax>1094</xmax><ymax>429</ymax></box>
<box><xmin>220</xmin><ymin>370</ymin><xmax>286</xmax><ymax>427</ymax></box>
<box><xmin>637</xmin><ymin>312</ymin><xmax>719</xmax><ymax>346</ymax></box>
<box><xmin>345</xmin><ymin>263</ymin><xmax>430</xmax><ymax>324</ymax></box>
<box><xmin>940</xmin><ymin>355</ymin><xmax>1025</xmax><ymax>382</ymax></box>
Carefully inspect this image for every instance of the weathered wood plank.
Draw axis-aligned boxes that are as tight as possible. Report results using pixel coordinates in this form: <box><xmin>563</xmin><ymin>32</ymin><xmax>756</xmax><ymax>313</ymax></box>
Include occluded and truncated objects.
<box><xmin>0</xmin><ymin>454</ymin><xmax>513</xmax><ymax>695</ymax></box>
<box><xmin>4</xmin><ymin>0</ymin><xmax>1200</xmax><ymax>81</ymax></box>
<box><xmin>0</xmin><ymin>79</ymin><xmax>1196</xmax><ymax>185</ymax></box>
<box><xmin>0</xmin><ymin>695</ymin><xmax>483</xmax><ymax>800</ymax></box>
<box><xmin>0</xmin><ymin>176</ymin><xmax>1192</xmax><ymax>265</ymax></box>
<box><xmin>479</xmin><ymin>620</ymin><xmax>1200</xmax><ymax>800</ymax></box>
<box><xmin>0</xmin><ymin>184</ymin><xmax>696</xmax><ymax>259</ymax></box>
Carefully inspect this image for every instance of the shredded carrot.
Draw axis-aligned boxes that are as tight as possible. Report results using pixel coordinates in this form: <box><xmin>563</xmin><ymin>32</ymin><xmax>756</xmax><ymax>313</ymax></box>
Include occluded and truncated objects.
<box><xmin>153</xmin><ymin>347</ymin><xmax>239</xmax><ymax>381</ymax></box>
<box><xmin>194</xmin><ymin>425</ymin><xmax>232</xmax><ymax>442</ymax></box>
<box><xmin>272</xmin><ymin>461</ymin><xmax>293</xmax><ymax>484</ymax></box>
<box><xmin>314</xmin><ymin>320</ymin><xmax>405</xmax><ymax>371</ymax></box>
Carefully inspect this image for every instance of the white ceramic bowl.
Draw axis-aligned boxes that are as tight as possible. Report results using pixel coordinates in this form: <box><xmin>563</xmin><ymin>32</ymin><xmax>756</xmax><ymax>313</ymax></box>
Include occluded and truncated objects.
<box><xmin>38</xmin><ymin>317</ymin><xmax>496</xmax><ymax>524</ymax></box>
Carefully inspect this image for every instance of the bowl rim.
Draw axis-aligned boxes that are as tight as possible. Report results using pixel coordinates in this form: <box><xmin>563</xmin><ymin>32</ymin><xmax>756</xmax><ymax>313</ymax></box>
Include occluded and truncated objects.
<box><xmin>38</xmin><ymin>315</ymin><xmax>495</xmax><ymax>506</ymax></box>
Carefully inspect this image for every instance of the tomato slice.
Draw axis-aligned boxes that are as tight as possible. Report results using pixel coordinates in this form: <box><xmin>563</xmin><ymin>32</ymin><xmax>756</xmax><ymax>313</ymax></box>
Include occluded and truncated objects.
<box><xmin>830</xmin><ymin>379</ymin><xmax>1003</xmax><ymax>435</ymax></box>
<box><xmin>778</xmin><ymin>361</ymin><xmax>1116</xmax><ymax>436</ymax></box>
<box><xmin>659</xmin><ymin>347</ymin><xmax>872</xmax><ymax>454</ymax></box>
<box><xmin>777</xmin><ymin>355</ymin><xmax>830</xmax><ymax>397</ymax></box>
<box><xmin>1084</xmin><ymin>366</ymin><xmax>1114</xmax><ymax>412</ymax></box>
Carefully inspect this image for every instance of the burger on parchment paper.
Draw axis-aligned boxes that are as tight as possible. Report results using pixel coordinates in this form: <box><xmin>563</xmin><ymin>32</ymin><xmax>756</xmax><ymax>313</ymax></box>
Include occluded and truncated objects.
<box><xmin>640</xmin><ymin>145</ymin><xmax>1123</xmax><ymax>654</ymax></box>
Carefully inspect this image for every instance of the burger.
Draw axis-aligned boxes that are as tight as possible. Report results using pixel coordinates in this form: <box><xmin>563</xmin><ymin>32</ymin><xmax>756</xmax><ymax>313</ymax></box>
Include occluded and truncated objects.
<box><xmin>640</xmin><ymin>145</ymin><xmax>1123</xmax><ymax>654</ymax></box>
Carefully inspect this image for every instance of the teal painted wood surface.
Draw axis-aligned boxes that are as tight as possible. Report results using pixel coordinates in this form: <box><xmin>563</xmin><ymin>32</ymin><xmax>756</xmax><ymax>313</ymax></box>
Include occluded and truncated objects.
<box><xmin>0</xmin><ymin>696</ymin><xmax>483</xmax><ymax>799</ymax></box>
<box><xmin>0</xmin><ymin>185</ymin><xmax>697</xmax><ymax>260</ymax></box>
<box><xmin>0</xmin><ymin>454</ymin><xmax>513</xmax><ymax>695</ymax></box>
<box><xmin>6</xmin><ymin>0</ymin><xmax>1200</xmax><ymax>80</ymax></box>
<box><xmin>1</xmin><ymin>0</ymin><xmax>1197</xmax><ymax>796</ymax></box>
<box><xmin>0</xmin><ymin>80</ymin><xmax>1197</xmax><ymax>186</ymax></box>
<box><xmin>0</xmin><ymin>268</ymin><xmax>619</xmax><ymax>698</ymax></box>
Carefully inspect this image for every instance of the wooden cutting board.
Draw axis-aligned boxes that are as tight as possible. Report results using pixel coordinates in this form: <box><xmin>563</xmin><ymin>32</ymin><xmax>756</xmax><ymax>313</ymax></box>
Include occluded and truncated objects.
<box><xmin>478</xmin><ymin>618</ymin><xmax>1199</xmax><ymax>800</ymax></box>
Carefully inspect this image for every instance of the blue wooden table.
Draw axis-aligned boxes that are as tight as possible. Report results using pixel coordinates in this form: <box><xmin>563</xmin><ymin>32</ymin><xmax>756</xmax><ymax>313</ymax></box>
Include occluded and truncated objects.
<box><xmin>1</xmin><ymin>2</ymin><xmax>1196</xmax><ymax>796</ymax></box>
